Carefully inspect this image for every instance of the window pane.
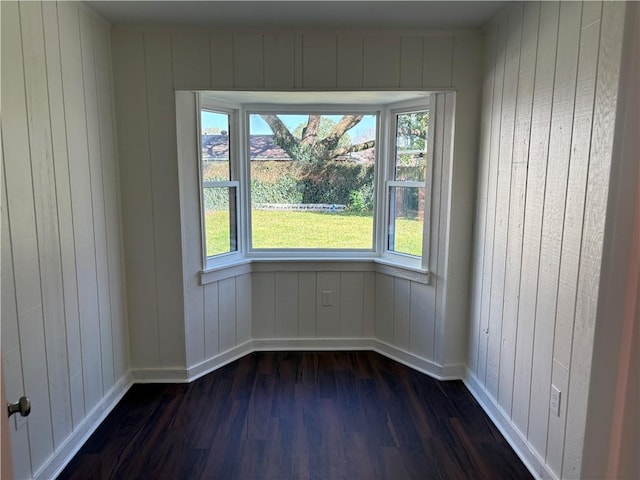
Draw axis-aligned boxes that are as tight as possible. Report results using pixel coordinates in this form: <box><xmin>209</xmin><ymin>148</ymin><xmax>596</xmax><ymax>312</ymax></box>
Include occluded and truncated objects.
<box><xmin>201</xmin><ymin>110</ymin><xmax>230</xmax><ymax>181</ymax></box>
<box><xmin>249</xmin><ymin>113</ymin><xmax>377</xmax><ymax>249</ymax></box>
<box><xmin>395</xmin><ymin>111</ymin><xmax>428</xmax><ymax>182</ymax></box>
<box><xmin>203</xmin><ymin>186</ymin><xmax>237</xmax><ymax>257</ymax></box>
<box><xmin>388</xmin><ymin>186</ymin><xmax>424</xmax><ymax>257</ymax></box>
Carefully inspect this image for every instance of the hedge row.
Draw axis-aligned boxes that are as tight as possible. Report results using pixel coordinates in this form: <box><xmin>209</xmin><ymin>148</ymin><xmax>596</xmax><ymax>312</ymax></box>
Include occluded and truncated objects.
<box><xmin>203</xmin><ymin>161</ymin><xmax>374</xmax><ymax>214</ymax></box>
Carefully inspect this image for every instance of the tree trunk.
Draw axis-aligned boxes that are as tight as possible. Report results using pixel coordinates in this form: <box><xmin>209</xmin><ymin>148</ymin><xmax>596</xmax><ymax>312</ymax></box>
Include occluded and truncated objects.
<box><xmin>259</xmin><ymin>114</ymin><xmax>373</xmax><ymax>162</ymax></box>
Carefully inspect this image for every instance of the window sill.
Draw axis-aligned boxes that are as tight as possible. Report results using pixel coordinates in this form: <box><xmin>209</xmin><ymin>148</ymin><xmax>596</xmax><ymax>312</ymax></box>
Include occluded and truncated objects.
<box><xmin>373</xmin><ymin>258</ymin><xmax>430</xmax><ymax>284</ymax></box>
<box><xmin>200</xmin><ymin>258</ymin><xmax>252</xmax><ymax>284</ymax></box>
<box><xmin>200</xmin><ymin>257</ymin><xmax>430</xmax><ymax>285</ymax></box>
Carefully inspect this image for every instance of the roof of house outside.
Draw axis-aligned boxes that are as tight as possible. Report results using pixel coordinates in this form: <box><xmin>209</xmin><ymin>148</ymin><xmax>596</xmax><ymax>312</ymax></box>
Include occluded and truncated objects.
<box><xmin>202</xmin><ymin>134</ymin><xmax>374</xmax><ymax>163</ymax></box>
<box><xmin>202</xmin><ymin>134</ymin><xmax>289</xmax><ymax>161</ymax></box>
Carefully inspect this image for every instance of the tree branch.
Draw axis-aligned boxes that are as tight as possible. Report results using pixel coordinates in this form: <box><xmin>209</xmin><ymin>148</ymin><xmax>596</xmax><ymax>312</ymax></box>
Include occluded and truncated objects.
<box><xmin>328</xmin><ymin>140</ymin><xmax>375</xmax><ymax>160</ymax></box>
<box><xmin>321</xmin><ymin>115</ymin><xmax>364</xmax><ymax>150</ymax></box>
<box><xmin>261</xmin><ymin>113</ymin><xmax>371</xmax><ymax>163</ymax></box>
<box><xmin>259</xmin><ymin>114</ymin><xmax>299</xmax><ymax>156</ymax></box>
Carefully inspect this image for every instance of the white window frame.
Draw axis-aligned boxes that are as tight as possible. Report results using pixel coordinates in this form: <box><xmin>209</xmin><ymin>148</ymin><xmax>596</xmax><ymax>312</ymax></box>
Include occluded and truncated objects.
<box><xmin>194</xmin><ymin>92</ymin><xmax>441</xmax><ymax>277</ymax></box>
<box><xmin>381</xmin><ymin>99</ymin><xmax>434</xmax><ymax>272</ymax></box>
<box><xmin>243</xmin><ymin>104</ymin><xmax>382</xmax><ymax>258</ymax></box>
<box><xmin>198</xmin><ymin>97</ymin><xmax>243</xmax><ymax>269</ymax></box>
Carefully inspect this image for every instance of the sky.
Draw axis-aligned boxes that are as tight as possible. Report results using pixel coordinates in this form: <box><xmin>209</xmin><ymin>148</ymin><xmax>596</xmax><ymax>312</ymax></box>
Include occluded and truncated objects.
<box><xmin>202</xmin><ymin>111</ymin><xmax>377</xmax><ymax>140</ymax></box>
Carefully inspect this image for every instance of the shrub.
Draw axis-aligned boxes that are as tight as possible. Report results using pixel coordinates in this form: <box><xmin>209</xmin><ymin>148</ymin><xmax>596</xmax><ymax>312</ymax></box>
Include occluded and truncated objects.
<box><xmin>205</xmin><ymin>160</ymin><xmax>375</xmax><ymax>211</ymax></box>
<box><xmin>251</xmin><ymin>175</ymin><xmax>303</xmax><ymax>204</ymax></box>
<box><xmin>299</xmin><ymin>162</ymin><xmax>374</xmax><ymax>207</ymax></box>
<box><xmin>349</xmin><ymin>182</ymin><xmax>375</xmax><ymax>214</ymax></box>
<box><xmin>251</xmin><ymin>161</ymin><xmax>299</xmax><ymax>183</ymax></box>
<box><xmin>203</xmin><ymin>187</ymin><xmax>231</xmax><ymax>211</ymax></box>
<box><xmin>202</xmin><ymin>161</ymin><xmax>229</xmax><ymax>181</ymax></box>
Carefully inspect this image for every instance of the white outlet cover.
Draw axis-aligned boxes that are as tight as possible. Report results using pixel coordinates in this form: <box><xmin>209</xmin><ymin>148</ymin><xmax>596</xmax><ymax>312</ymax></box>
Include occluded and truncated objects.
<box><xmin>321</xmin><ymin>291</ymin><xmax>332</xmax><ymax>306</ymax></box>
<box><xmin>550</xmin><ymin>385</ymin><xmax>561</xmax><ymax>417</ymax></box>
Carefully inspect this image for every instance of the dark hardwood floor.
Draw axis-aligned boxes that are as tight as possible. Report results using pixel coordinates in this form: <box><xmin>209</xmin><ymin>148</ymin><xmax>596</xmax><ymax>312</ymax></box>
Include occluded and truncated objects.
<box><xmin>58</xmin><ymin>351</ymin><xmax>532</xmax><ymax>479</ymax></box>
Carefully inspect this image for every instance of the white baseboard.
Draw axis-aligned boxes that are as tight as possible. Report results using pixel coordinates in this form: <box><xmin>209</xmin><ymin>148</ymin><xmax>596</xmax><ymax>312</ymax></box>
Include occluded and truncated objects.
<box><xmin>130</xmin><ymin>367</ymin><xmax>189</xmax><ymax>383</ymax></box>
<box><xmin>34</xmin><ymin>373</ymin><xmax>132</xmax><ymax>480</ymax></box>
<box><xmin>130</xmin><ymin>339</ymin><xmax>460</xmax><ymax>384</ymax></box>
<box><xmin>251</xmin><ymin>338</ymin><xmax>464</xmax><ymax>381</ymax></box>
<box><xmin>252</xmin><ymin>337</ymin><xmax>373</xmax><ymax>351</ymax></box>
<box><xmin>129</xmin><ymin>341</ymin><xmax>256</xmax><ymax>384</ymax></box>
<box><xmin>372</xmin><ymin>339</ymin><xmax>465</xmax><ymax>380</ymax></box>
<box><xmin>463</xmin><ymin>369</ymin><xmax>555</xmax><ymax>480</ymax></box>
<box><xmin>187</xmin><ymin>340</ymin><xmax>254</xmax><ymax>382</ymax></box>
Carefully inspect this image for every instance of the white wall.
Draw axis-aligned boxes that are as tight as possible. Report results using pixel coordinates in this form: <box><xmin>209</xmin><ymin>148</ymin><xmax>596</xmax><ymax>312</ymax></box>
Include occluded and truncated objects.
<box><xmin>582</xmin><ymin>3</ymin><xmax>639</xmax><ymax>478</ymax></box>
<box><xmin>1</xmin><ymin>2</ymin><xmax>129</xmax><ymax>478</ymax></box>
<box><xmin>112</xmin><ymin>27</ymin><xmax>482</xmax><ymax>378</ymax></box>
<box><xmin>466</xmin><ymin>2</ymin><xmax>628</xmax><ymax>478</ymax></box>
<box><xmin>252</xmin><ymin>268</ymin><xmax>376</xmax><ymax>341</ymax></box>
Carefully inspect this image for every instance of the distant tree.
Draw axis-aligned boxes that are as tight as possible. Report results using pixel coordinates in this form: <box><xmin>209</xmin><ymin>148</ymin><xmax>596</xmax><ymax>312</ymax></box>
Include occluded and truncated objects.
<box><xmin>395</xmin><ymin>111</ymin><xmax>429</xmax><ymax>172</ymax></box>
<box><xmin>353</xmin><ymin>127</ymin><xmax>377</xmax><ymax>164</ymax></box>
<box><xmin>396</xmin><ymin>110</ymin><xmax>429</xmax><ymax>150</ymax></box>
<box><xmin>260</xmin><ymin>114</ymin><xmax>374</xmax><ymax>163</ymax></box>
<box><xmin>203</xmin><ymin>126</ymin><xmax>222</xmax><ymax>135</ymax></box>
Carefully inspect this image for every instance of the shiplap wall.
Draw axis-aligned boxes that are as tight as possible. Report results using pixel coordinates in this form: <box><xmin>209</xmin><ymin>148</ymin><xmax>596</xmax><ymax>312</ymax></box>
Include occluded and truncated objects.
<box><xmin>113</xmin><ymin>27</ymin><xmax>482</xmax><ymax>376</ymax></box>
<box><xmin>1</xmin><ymin>2</ymin><xmax>128</xmax><ymax>478</ymax></box>
<box><xmin>252</xmin><ymin>270</ymin><xmax>376</xmax><ymax>340</ymax></box>
<box><xmin>581</xmin><ymin>3</ymin><xmax>639</xmax><ymax>478</ymax></box>
<box><xmin>467</xmin><ymin>2</ymin><xmax>627</xmax><ymax>478</ymax></box>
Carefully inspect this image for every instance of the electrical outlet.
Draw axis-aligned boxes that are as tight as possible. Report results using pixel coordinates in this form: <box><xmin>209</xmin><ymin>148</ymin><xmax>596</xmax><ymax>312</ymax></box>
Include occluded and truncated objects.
<box><xmin>550</xmin><ymin>385</ymin><xmax>561</xmax><ymax>417</ymax></box>
<box><xmin>321</xmin><ymin>290</ymin><xmax>333</xmax><ymax>306</ymax></box>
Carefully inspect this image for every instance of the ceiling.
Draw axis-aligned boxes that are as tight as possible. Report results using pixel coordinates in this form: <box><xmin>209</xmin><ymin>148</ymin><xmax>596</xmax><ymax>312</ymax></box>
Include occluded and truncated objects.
<box><xmin>85</xmin><ymin>1</ymin><xmax>510</xmax><ymax>30</ymax></box>
<box><xmin>200</xmin><ymin>90</ymin><xmax>430</xmax><ymax>106</ymax></box>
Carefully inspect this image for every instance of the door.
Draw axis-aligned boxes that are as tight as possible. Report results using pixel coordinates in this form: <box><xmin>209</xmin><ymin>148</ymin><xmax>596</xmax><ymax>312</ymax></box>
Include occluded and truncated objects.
<box><xmin>0</xmin><ymin>53</ymin><xmax>11</xmax><ymax>479</ymax></box>
<box><xmin>1</xmin><ymin>368</ymin><xmax>15</xmax><ymax>479</ymax></box>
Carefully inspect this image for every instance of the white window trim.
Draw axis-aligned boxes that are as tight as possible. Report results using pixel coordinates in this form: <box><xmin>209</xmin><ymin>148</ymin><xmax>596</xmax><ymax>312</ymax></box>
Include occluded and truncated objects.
<box><xmin>193</xmin><ymin>91</ymin><xmax>446</xmax><ymax>279</ymax></box>
<box><xmin>381</xmin><ymin>98</ymin><xmax>435</xmax><ymax>272</ymax></box>
<box><xmin>198</xmin><ymin>98</ymin><xmax>243</xmax><ymax>268</ymax></box>
<box><xmin>199</xmin><ymin>259</ymin><xmax>430</xmax><ymax>286</ymax></box>
<box><xmin>243</xmin><ymin>104</ymin><xmax>382</xmax><ymax>257</ymax></box>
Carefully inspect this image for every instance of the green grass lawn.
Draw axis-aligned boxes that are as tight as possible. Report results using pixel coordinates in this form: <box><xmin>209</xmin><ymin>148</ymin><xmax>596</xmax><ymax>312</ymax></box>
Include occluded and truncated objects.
<box><xmin>205</xmin><ymin>210</ymin><xmax>423</xmax><ymax>257</ymax></box>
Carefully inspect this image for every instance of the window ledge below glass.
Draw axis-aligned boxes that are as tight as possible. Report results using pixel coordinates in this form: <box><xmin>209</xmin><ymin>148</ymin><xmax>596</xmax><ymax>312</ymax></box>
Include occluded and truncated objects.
<box><xmin>200</xmin><ymin>257</ymin><xmax>430</xmax><ymax>285</ymax></box>
<box><xmin>373</xmin><ymin>258</ymin><xmax>430</xmax><ymax>284</ymax></box>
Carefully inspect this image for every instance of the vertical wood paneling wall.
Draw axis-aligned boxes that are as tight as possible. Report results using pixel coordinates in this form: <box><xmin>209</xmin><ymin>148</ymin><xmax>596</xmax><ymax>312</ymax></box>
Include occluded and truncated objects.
<box><xmin>251</xmin><ymin>270</ymin><xmax>376</xmax><ymax>341</ymax></box>
<box><xmin>1</xmin><ymin>2</ymin><xmax>128</xmax><ymax>478</ymax></box>
<box><xmin>112</xmin><ymin>27</ymin><xmax>482</xmax><ymax>377</ymax></box>
<box><xmin>581</xmin><ymin>3</ymin><xmax>639</xmax><ymax>478</ymax></box>
<box><xmin>467</xmin><ymin>2</ymin><xmax>627</xmax><ymax>478</ymax></box>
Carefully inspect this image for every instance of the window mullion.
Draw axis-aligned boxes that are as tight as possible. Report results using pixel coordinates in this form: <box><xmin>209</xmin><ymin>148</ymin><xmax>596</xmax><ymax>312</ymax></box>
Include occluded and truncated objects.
<box><xmin>203</xmin><ymin>180</ymin><xmax>239</xmax><ymax>188</ymax></box>
<box><xmin>197</xmin><ymin>94</ymin><xmax>207</xmax><ymax>268</ymax></box>
<box><xmin>387</xmin><ymin>180</ymin><xmax>425</xmax><ymax>188</ymax></box>
<box><xmin>422</xmin><ymin>94</ymin><xmax>436</xmax><ymax>271</ymax></box>
<box><xmin>239</xmin><ymin>107</ymin><xmax>251</xmax><ymax>255</ymax></box>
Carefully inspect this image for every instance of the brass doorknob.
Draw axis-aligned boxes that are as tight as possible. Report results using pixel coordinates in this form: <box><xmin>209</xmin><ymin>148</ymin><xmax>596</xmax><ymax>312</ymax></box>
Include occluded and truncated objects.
<box><xmin>7</xmin><ymin>396</ymin><xmax>30</xmax><ymax>418</ymax></box>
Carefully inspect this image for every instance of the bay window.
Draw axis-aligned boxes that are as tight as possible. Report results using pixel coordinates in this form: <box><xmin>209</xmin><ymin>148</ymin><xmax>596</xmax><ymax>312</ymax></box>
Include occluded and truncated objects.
<box><xmin>194</xmin><ymin>91</ymin><xmax>447</xmax><ymax>277</ymax></box>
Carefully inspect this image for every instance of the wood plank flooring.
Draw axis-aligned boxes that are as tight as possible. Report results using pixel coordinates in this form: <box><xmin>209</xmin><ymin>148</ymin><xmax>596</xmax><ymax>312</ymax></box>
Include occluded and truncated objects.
<box><xmin>58</xmin><ymin>351</ymin><xmax>532</xmax><ymax>479</ymax></box>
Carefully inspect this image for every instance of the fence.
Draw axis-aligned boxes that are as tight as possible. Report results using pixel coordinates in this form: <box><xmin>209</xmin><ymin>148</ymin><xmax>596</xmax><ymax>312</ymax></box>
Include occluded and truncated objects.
<box><xmin>253</xmin><ymin>203</ymin><xmax>347</xmax><ymax>213</ymax></box>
